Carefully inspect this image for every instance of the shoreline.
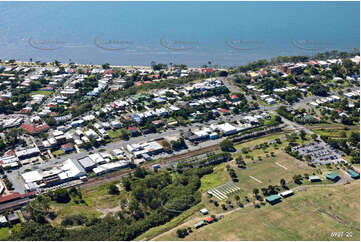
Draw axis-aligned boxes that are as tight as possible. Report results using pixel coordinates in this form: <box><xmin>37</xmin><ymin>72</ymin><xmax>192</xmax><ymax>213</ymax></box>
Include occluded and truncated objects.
<box><xmin>1</xmin><ymin>47</ymin><xmax>358</xmax><ymax>71</ymax></box>
<box><xmin>0</xmin><ymin>59</ymin><xmax>228</xmax><ymax>71</ymax></box>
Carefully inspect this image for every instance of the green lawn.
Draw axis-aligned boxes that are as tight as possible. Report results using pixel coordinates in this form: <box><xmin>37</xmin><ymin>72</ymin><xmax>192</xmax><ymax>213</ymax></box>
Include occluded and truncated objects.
<box><xmin>234</xmin><ymin>150</ymin><xmax>312</xmax><ymax>191</ymax></box>
<box><xmin>107</xmin><ymin>129</ymin><xmax>124</xmax><ymax>139</ymax></box>
<box><xmin>312</xmin><ymin>128</ymin><xmax>359</xmax><ymax>138</ymax></box>
<box><xmin>135</xmin><ymin>203</ymin><xmax>205</xmax><ymax>241</ymax></box>
<box><xmin>233</xmin><ymin>133</ymin><xmax>286</xmax><ymax>151</ymax></box>
<box><xmin>52</xmin><ymin>149</ymin><xmax>65</xmax><ymax>157</ymax></box>
<box><xmin>156</xmin><ymin>181</ymin><xmax>360</xmax><ymax>241</ymax></box>
<box><xmin>0</xmin><ymin>224</ymin><xmax>21</xmax><ymax>240</ymax></box>
<box><xmin>0</xmin><ymin>227</ymin><xmax>11</xmax><ymax>240</ymax></box>
<box><xmin>50</xmin><ymin>181</ymin><xmax>125</xmax><ymax>225</ymax></box>
<box><xmin>199</xmin><ymin>163</ymin><xmax>229</xmax><ymax>193</ymax></box>
<box><xmin>30</xmin><ymin>90</ymin><xmax>53</xmax><ymax>96</ymax></box>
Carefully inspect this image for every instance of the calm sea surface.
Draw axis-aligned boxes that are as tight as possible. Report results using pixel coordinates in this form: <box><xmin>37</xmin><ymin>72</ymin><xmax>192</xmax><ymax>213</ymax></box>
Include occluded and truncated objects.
<box><xmin>0</xmin><ymin>1</ymin><xmax>359</xmax><ymax>67</ymax></box>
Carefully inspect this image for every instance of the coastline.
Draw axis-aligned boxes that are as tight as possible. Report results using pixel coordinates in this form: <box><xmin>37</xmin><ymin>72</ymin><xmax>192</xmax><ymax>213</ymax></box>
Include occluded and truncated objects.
<box><xmin>0</xmin><ymin>60</ymin><xmax>229</xmax><ymax>71</ymax></box>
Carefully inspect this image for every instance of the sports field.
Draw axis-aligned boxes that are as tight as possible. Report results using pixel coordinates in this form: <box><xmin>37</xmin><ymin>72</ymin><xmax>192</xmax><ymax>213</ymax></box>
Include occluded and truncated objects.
<box><xmin>156</xmin><ymin>181</ymin><xmax>360</xmax><ymax>241</ymax></box>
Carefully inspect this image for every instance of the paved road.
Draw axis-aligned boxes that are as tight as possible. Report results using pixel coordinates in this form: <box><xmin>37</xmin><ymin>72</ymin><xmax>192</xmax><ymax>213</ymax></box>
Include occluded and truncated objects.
<box><xmin>8</xmin><ymin>77</ymin><xmax>357</xmax><ymax>193</ymax></box>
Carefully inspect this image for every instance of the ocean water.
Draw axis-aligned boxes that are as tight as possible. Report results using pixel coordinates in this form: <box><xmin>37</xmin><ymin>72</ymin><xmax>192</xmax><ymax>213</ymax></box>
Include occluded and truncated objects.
<box><xmin>0</xmin><ymin>1</ymin><xmax>359</xmax><ymax>67</ymax></box>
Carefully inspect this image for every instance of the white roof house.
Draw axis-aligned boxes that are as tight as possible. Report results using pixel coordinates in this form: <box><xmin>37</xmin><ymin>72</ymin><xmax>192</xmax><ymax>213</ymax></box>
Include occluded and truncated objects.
<box><xmin>212</xmin><ymin>123</ymin><xmax>238</xmax><ymax>135</ymax></box>
<box><xmin>21</xmin><ymin>170</ymin><xmax>42</xmax><ymax>183</ymax></box>
<box><xmin>309</xmin><ymin>102</ymin><xmax>319</xmax><ymax>107</ymax></box>
<box><xmin>59</xmin><ymin>159</ymin><xmax>86</xmax><ymax>179</ymax></box>
<box><xmin>89</xmin><ymin>153</ymin><xmax>105</xmax><ymax>164</ymax></box>
<box><xmin>0</xmin><ymin>155</ymin><xmax>19</xmax><ymax>168</ymax></box>
<box><xmin>93</xmin><ymin>161</ymin><xmax>130</xmax><ymax>175</ymax></box>
<box><xmin>200</xmin><ymin>208</ymin><xmax>208</xmax><ymax>215</ymax></box>
<box><xmin>280</xmin><ymin>190</ymin><xmax>294</xmax><ymax>197</ymax></box>
<box><xmin>0</xmin><ymin>215</ymin><xmax>7</xmax><ymax>224</ymax></box>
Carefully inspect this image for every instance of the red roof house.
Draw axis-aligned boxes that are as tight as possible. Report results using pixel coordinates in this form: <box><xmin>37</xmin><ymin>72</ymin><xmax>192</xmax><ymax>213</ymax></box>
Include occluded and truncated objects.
<box><xmin>219</xmin><ymin>108</ymin><xmax>229</xmax><ymax>114</ymax></box>
<box><xmin>21</xmin><ymin>123</ymin><xmax>49</xmax><ymax>134</ymax></box>
<box><xmin>205</xmin><ymin>217</ymin><xmax>214</xmax><ymax>223</ymax></box>
<box><xmin>201</xmin><ymin>68</ymin><xmax>214</xmax><ymax>73</ymax></box>
<box><xmin>230</xmin><ymin>94</ymin><xmax>239</xmax><ymax>101</ymax></box>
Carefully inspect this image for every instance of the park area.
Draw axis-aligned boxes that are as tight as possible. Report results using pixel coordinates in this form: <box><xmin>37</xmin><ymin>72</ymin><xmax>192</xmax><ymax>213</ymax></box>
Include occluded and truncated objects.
<box><xmin>49</xmin><ymin>182</ymin><xmax>126</xmax><ymax>226</ymax></box>
<box><xmin>155</xmin><ymin>181</ymin><xmax>360</xmax><ymax>241</ymax></box>
<box><xmin>199</xmin><ymin>132</ymin><xmax>336</xmax><ymax>204</ymax></box>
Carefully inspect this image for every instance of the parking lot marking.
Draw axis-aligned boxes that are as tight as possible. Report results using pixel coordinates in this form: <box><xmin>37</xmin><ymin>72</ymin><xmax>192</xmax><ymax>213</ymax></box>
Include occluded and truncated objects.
<box><xmin>276</xmin><ymin>162</ymin><xmax>288</xmax><ymax>170</ymax></box>
<box><xmin>249</xmin><ymin>176</ymin><xmax>262</xmax><ymax>183</ymax></box>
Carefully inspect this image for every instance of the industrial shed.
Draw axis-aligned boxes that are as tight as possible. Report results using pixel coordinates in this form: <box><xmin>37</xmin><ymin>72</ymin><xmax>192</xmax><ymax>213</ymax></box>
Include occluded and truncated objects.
<box><xmin>280</xmin><ymin>190</ymin><xmax>294</xmax><ymax>198</ymax></box>
<box><xmin>347</xmin><ymin>169</ymin><xmax>360</xmax><ymax>179</ymax></box>
<box><xmin>308</xmin><ymin>175</ymin><xmax>321</xmax><ymax>182</ymax></box>
<box><xmin>325</xmin><ymin>171</ymin><xmax>340</xmax><ymax>182</ymax></box>
<box><xmin>194</xmin><ymin>221</ymin><xmax>205</xmax><ymax>229</ymax></box>
<box><xmin>266</xmin><ymin>194</ymin><xmax>282</xmax><ymax>205</ymax></box>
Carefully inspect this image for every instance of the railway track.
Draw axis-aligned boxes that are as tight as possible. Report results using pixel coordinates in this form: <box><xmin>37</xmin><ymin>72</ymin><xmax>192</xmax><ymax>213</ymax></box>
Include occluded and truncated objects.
<box><xmin>80</xmin><ymin>127</ymin><xmax>287</xmax><ymax>190</ymax></box>
<box><xmin>0</xmin><ymin>127</ymin><xmax>288</xmax><ymax>212</ymax></box>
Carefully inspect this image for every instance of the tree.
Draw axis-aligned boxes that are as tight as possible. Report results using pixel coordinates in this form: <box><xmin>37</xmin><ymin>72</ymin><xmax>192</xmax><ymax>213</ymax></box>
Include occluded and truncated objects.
<box><xmin>311</xmin><ymin>134</ymin><xmax>318</xmax><ymax>141</ymax></box>
<box><xmin>161</xmin><ymin>140</ymin><xmax>172</xmax><ymax>152</ymax></box>
<box><xmin>340</xmin><ymin>131</ymin><xmax>347</xmax><ymax>138</ymax></box>
<box><xmin>349</xmin><ymin>132</ymin><xmax>360</xmax><ymax>146</ymax></box>
<box><xmin>122</xmin><ymin>177</ymin><xmax>131</xmax><ymax>191</ymax></box>
<box><xmin>275</xmin><ymin>115</ymin><xmax>282</xmax><ymax>123</ymax></box>
<box><xmin>308</xmin><ymin>83</ymin><xmax>329</xmax><ymax>96</ymax></box>
<box><xmin>121</xmin><ymin>130</ymin><xmax>129</xmax><ymax>140</ymax></box>
<box><xmin>229</xmin><ymin>169</ymin><xmax>237</xmax><ymax>178</ymax></box>
<box><xmin>293</xmin><ymin>175</ymin><xmax>303</xmax><ymax>185</ymax></box>
<box><xmin>102</xmin><ymin>63</ymin><xmax>110</xmax><ymax>69</ymax></box>
<box><xmin>220</xmin><ymin>139</ymin><xmax>235</xmax><ymax>152</ymax></box>
<box><xmin>218</xmin><ymin>71</ymin><xmax>228</xmax><ymax>77</ymax></box>
<box><xmin>176</xmin><ymin>228</ymin><xmax>188</xmax><ymax>238</ymax></box>
<box><xmin>134</xmin><ymin>167</ymin><xmax>147</xmax><ymax>178</ymax></box>
<box><xmin>299</xmin><ymin>130</ymin><xmax>307</xmax><ymax>140</ymax></box>
<box><xmin>53</xmin><ymin>189</ymin><xmax>70</xmax><ymax>203</ymax></box>
<box><xmin>108</xmin><ymin>184</ymin><xmax>120</xmax><ymax>195</ymax></box>
<box><xmin>46</xmin><ymin>117</ymin><xmax>56</xmax><ymax>127</ymax></box>
<box><xmin>253</xmin><ymin>188</ymin><xmax>259</xmax><ymax>196</ymax></box>
<box><xmin>280</xmin><ymin>178</ymin><xmax>286</xmax><ymax>187</ymax></box>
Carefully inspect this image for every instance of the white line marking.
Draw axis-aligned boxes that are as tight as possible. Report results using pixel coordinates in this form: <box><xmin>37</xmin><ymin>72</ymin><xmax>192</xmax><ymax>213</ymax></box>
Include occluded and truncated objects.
<box><xmin>249</xmin><ymin>176</ymin><xmax>262</xmax><ymax>183</ymax></box>
<box><xmin>276</xmin><ymin>162</ymin><xmax>288</xmax><ymax>170</ymax></box>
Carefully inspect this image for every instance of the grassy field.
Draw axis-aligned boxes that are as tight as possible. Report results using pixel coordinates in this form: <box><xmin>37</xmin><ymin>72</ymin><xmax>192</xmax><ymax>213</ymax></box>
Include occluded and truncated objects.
<box><xmin>138</xmin><ymin>132</ymin><xmax>331</xmax><ymax>239</ymax></box>
<box><xmin>135</xmin><ymin>203</ymin><xmax>205</xmax><ymax>241</ymax></box>
<box><xmin>0</xmin><ymin>224</ymin><xmax>21</xmax><ymax>240</ymax></box>
<box><xmin>30</xmin><ymin>90</ymin><xmax>53</xmax><ymax>96</ymax></box>
<box><xmin>312</xmin><ymin>128</ymin><xmax>359</xmax><ymax>138</ymax></box>
<box><xmin>234</xmin><ymin>150</ymin><xmax>313</xmax><ymax>191</ymax></box>
<box><xmin>107</xmin><ymin>129</ymin><xmax>124</xmax><ymax>139</ymax></box>
<box><xmin>156</xmin><ymin>181</ymin><xmax>360</xmax><ymax>241</ymax></box>
<box><xmin>233</xmin><ymin>133</ymin><xmax>286</xmax><ymax>151</ymax></box>
<box><xmin>0</xmin><ymin>227</ymin><xmax>11</xmax><ymax>240</ymax></box>
<box><xmin>199</xmin><ymin>163</ymin><xmax>229</xmax><ymax>193</ymax></box>
<box><xmin>50</xmin><ymin>182</ymin><xmax>125</xmax><ymax>225</ymax></box>
<box><xmin>52</xmin><ymin>149</ymin><xmax>65</xmax><ymax>157</ymax></box>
